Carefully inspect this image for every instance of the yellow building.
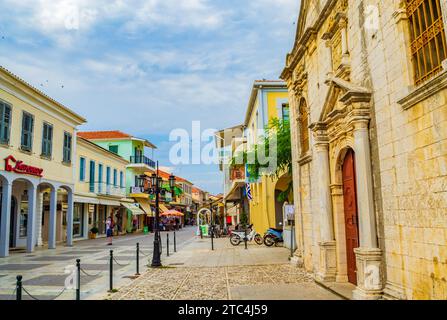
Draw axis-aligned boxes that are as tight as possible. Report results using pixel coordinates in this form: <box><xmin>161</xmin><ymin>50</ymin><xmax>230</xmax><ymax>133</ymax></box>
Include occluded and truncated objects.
<box><xmin>243</xmin><ymin>80</ymin><xmax>290</xmax><ymax>234</ymax></box>
<box><xmin>74</xmin><ymin>137</ymin><xmax>139</xmax><ymax>239</ymax></box>
<box><xmin>0</xmin><ymin>66</ymin><xmax>86</xmax><ymax>256</ymax></box>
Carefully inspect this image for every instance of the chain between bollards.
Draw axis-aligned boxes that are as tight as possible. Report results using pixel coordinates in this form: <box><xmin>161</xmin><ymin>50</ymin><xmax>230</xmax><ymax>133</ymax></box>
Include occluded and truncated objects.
<box><xmin>167</xmin><ymin>233</ymin><xmax>170</xmax><ymax>257</ymax></box>
<box><xmin>16</xmin><ymin>275</ymin><xmax>22</xmax><ymax>301</ymax></box>
<box><xmin>76</xmin><ymin>259</ymin><xmax>81</xmax><ymax>300</ymax></box>
<box><xmin>109</xmin><ymin>250</ymin><xmax>114</xmax><ymax>292</ymax></box>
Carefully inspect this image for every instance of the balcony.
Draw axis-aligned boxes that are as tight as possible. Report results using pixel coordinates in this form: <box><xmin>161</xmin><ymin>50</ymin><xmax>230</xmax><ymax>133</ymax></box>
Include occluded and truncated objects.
<box><xmin>89</xmin><ymin>182</ymin><xmax>126</xmax><ymax>198</ymax></box>
<box><xmin>129</xmin><ymin>156</ymin><xmax>156</xmax><ymax>168</ymax></box>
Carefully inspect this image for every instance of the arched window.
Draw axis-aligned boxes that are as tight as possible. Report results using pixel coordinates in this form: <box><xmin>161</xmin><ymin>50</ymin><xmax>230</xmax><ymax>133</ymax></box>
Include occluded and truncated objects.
<box><xmin>406</xmin><ymin>0</ymin><xmax>447</xmax><ymax>85</ymax></box>
<box><xmin>299</xmin><ymin>98</ymin><xmax>310</xmax><ymax>156</ymax></box>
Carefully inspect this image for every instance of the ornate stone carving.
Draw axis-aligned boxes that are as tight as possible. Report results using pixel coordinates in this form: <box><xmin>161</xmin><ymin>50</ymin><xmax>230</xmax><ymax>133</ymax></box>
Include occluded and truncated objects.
<box><xmin>353</xmin><ymin>248</ymin><xmax>384</xmax><ymax>300</ymax></box>
<box><xmin>316</xmin><ymin>241</ymin><xmax>337</xmax><ymax>282</ymax></box>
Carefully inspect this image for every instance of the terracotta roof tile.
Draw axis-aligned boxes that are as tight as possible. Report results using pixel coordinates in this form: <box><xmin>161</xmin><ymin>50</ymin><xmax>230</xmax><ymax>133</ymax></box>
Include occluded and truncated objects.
<box><xmin>78</xmin><ymin>131</ymin><xmax>132</xmax><ymax>140</ymax></box>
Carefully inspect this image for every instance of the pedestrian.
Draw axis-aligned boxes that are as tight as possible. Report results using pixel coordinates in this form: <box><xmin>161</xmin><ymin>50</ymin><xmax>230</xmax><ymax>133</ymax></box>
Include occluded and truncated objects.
<box><xmin>106</xmin><ymin>216</ymin><xmax>114</xmax><ymax>245</ymax></box>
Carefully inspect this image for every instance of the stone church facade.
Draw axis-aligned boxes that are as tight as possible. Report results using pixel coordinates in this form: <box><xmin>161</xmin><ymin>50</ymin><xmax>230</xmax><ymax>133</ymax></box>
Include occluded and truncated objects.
<box><xmin>281</xmin><ymin>0</ymin><xmax>447</xmax><ymax>299</ymax></box>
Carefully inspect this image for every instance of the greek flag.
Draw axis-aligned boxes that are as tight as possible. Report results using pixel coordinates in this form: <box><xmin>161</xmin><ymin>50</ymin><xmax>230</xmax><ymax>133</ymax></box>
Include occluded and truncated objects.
<box><xmin>245</xmin><ymin>183</ymin><xmax>253</xmax><ymax>201</ymax></box>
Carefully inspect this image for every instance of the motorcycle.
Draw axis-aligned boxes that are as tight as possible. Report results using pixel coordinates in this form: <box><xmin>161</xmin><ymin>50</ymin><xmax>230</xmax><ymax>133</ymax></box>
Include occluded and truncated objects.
<box><xmin>263</xmin><ymin>228</ymin><xmax>284</xmax><ymax>247</ymax></box>
<box><xmin>230</xmin><ymin>224</ymin><xmax>263</xmax><ymax>246</ymax></box>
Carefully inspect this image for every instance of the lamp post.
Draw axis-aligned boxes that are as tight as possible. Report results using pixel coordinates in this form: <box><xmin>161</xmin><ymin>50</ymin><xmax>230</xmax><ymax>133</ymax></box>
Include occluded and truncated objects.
<box><xmin>139</xmin><ymin>161</ymin><xmax>176</xmax><ymax>268</ymax></box>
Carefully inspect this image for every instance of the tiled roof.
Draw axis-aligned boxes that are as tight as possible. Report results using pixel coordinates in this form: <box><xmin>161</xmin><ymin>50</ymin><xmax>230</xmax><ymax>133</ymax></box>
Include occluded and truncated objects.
<box><xmin>78</xmin><ymin>131</ymin><xmax>132</xmax><ymax>140</ymax></box>
<box><xmin>78</xmin><ymin>130</ymin><xmax>157</xmax><ymax>149</ymax></box>
<box><xmin>192</xmin><ymin>187</ymin><xmax>202</xmax><ymax>193</ymax></box>
<box><xmin>154</xmin><ymin>169</ymin><xmax>193</xmax><ymax>185</ymax></box>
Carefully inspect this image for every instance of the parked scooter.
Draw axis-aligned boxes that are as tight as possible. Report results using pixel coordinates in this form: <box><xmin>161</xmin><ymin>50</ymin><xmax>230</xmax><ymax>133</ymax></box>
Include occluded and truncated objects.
<box><xmin>230</xmin><ymin>224</ymin><xmax>263</xmax><ymax>246</ymax></box>
<box><xmin>263</xmin><ymin>228</ymin><xmax>284</xmax><ymax>247</ymax></box>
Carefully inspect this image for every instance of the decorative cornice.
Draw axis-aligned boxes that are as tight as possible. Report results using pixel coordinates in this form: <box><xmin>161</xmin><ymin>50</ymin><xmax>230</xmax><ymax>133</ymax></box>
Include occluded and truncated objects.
<box><xmin>397</xmin><ymin>70</ymin><xmax>447</xmax><ymax>110</ymax></box>
<box><xmin>281</xmin><ymin>0</ymin><xmax>338</xmax><ymax>81</ymax></box>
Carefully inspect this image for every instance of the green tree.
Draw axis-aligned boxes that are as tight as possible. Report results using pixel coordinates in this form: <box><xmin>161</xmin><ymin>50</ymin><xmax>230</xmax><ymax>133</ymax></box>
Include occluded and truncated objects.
<box><xmin>231</xmin><ymin>118</ymin><xmax>293</xmax><ymax>202</ymax></box>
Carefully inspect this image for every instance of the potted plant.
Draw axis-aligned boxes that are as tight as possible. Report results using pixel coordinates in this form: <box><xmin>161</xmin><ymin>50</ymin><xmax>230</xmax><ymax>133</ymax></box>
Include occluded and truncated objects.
<box><xmin>89</xmin><ymin>226</ymin><xmax>99</xmax><ymax>239</ymax></box>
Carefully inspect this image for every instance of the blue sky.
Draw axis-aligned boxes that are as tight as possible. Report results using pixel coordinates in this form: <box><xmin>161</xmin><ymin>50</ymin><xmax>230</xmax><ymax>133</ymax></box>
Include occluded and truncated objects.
<box><xmin>0</xmin><ymin>0</ymin><xmax>300</xmax><ymax>194</ymax></box>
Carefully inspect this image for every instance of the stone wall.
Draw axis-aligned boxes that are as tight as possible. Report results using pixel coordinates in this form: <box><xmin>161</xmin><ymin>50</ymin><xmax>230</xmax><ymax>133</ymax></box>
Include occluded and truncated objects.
<box><xmin>284</xmin><ymin>0</ymin><xmax>447</xmax><ymax>299</ymax></box>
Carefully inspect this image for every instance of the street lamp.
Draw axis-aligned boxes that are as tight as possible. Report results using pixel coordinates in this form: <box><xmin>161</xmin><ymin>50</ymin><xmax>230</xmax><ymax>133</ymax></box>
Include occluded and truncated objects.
<box><xmin>138</xmin><ymin>162</ymin><xmax>176</xmax><ymax>268</ymax></box>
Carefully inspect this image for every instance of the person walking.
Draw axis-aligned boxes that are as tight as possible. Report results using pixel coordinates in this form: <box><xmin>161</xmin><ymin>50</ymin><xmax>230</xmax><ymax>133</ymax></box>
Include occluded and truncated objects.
<box><xmin>106</xmin><ymin>216</ymin><xmax>114</xmax><ymax>245</ymax></box>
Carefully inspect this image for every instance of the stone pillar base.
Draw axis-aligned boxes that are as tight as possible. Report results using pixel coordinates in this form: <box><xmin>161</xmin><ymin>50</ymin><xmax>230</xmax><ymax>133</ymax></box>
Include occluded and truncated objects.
<box><xmin>290</xmin><ymin>251</ymin><xmax>304</xmax><ymax>267</ymax></box>
<box><xmin>353</xmin><ymin>247</ymin><xmax>384</xmax><ymax>300</ymax></box>
<box><xmin>383</xmin><ymin>281</ymin><xmax>407</xmax><ymax>300</ymax></box>
<box><xmin>316</xmin><ymin>241</ymin><xmax>336</xmax><ymax>282</ymax></box>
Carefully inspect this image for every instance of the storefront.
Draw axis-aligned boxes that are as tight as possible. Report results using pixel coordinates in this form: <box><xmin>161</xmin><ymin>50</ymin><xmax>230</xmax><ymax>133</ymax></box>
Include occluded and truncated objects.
<box><xmin>74</xmin><ymin>137</ymin><xmax>131</xmax><ymax>240</ymax></box>
<box><xmin>0</xmin><ymin>66</ymin><xmax>86</xmax><ymax>257</ymax></box>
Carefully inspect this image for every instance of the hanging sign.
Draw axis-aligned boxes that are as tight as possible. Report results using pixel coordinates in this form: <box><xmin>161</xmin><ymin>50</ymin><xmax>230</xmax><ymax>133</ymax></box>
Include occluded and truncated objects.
<box><xmin>4</xmin><ymin>155</ymin><xmax>43</xmax><ymax>177</ymax></box>
<box><xmin>285</xmin><ymin>205</ymin><xmax>295</xmax><ymax>220</ymax></box>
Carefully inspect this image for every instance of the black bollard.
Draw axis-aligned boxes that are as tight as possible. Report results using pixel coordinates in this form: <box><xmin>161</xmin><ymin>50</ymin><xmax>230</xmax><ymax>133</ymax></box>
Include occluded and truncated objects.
<box><xmin>174</xmin><ymin>231</ymin><xmax>177</xmax><ymax>253</ymax></box>
<box><xmin>16</xmin><ymin>275</ymin><xmax>22</xmax><ymax>301</ymax></box>
<box><xmin>244</xmin><ymin>228</ymin><xmax>248</xmax><ymax>250</ymax></box>
<box><xmin>76</xmin><ymin>259</ymin><xmax>81</xmax><ymax>300</ymax></box>
<box><xmin>109</xmin><ymin>250</ymin><xmax>113</xmax><ymax>292</ymax></box>
<box><xmin>200</xmin><ymin>227</ymin><xmax>203</xmax><ymax>239</ymax></box>
<box><xmin>136</xmin><ymin>243</ymin><xmax>140</xmax><ymax>276</ymax></box>
<box><xmin>167</xmin><ymin>233</ymin><xmax>170</xmax><ymax>257</ymax></box>
<box><xmin>290</xmin><ymin>222</ymin><xmax>294</xmax><ymax>258</ymax></box>
<box><xmin>211</xmin><ymin>226</ymin><xmax>214</xmax><ymax>251</ymax></box>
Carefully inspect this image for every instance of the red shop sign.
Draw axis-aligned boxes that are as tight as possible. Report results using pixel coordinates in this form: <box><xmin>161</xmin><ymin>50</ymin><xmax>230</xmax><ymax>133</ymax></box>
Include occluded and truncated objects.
<box><xmin>4</xmin><ymin>155</ymin><xmax>43</xmax><ymax>177</ymax></box>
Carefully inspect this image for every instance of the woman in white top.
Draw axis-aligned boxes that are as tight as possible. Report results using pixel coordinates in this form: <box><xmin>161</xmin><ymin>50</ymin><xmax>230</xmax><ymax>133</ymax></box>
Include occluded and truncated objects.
<box><xmin>106</xmin><ymin>216</ymin><xmax>114</xmax><ymax>245</ymax></box>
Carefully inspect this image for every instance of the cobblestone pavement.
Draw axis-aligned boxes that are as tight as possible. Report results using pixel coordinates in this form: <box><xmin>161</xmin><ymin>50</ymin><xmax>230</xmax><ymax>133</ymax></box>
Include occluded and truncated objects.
<box><xmin>108</xmin><ymin>238</ymin><xmax>341</xmax><ymax>300</ymax></box>
<box><xmin>0</xmin><ymin>227</ymin><xmax>196</xmax><ymax>300</ymax></box>
<box><xmin>109</xmin><ymin>264</ymin><xmax>318</xmax><ymax>300</ymax></box>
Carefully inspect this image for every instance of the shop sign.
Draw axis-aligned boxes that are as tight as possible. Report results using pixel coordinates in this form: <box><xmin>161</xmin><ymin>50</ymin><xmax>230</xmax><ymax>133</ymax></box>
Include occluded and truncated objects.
<box><xmin>130</xmin><ymin>186</ymin><xmax>145</xmax><ymax>194</ymax></box>
<box><xmin>4</xmin><ymin>155</ymin><xmax>43</xmax><ymax>177</ymax></box>
<box><xmin>284</xmin><ymin>205</ymin><xmax>295</xmax><ymax>220</ymax></box>
<box><xmin>230</xmin><ymin>165</ymin><xmax>245</xmax><ymax>181</ymax></box>
<box><xmin>165</xmin><ymin>192</ymin><xmax>172</xmax><ymax>202</ymax></box>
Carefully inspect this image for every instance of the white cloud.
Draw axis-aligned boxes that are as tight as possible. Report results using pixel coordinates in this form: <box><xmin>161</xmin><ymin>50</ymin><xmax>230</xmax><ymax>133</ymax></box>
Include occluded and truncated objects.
<box><xmin>2</xmin><ymin>0</ymin><xmax>225</xmax><ymax>47</ymax></box>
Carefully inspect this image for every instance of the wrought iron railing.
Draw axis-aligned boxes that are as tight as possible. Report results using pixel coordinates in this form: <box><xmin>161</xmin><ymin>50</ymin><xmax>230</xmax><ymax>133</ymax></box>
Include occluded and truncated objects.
<box><xmin>129</xmin><ymin>156</ymin><xmax>156</xmax><ymax>168</ymax></box>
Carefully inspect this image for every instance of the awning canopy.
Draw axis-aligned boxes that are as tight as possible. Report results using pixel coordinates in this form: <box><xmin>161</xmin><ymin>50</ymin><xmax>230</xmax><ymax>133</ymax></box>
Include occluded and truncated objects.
<box><xmin>159</xmin><ymin>204</ymin><xmax>170</xmax><ymax>213</ymax></box>
<box><xmin>160</xmin><ymin>210</ymin><xmax>184</xmax><ymax>217</ymax></box>
<box><xmin>136</xmin><ymin>198</ymin><xmax>154</xmax><ymax>217</ymax></box>
<box><xmin>74</xmin><ymin>196</ymin><xmax>99</xmax><ymax>204</ymax></box>
<box><xmin>99</xmin><ymin>199</ymin><xmax>121</xmax><ymax>206</ymax></box>
<box><xmin>121</xmin><ymin>203</ymin><xmax>145</xmax><ymax>215</ymax></box>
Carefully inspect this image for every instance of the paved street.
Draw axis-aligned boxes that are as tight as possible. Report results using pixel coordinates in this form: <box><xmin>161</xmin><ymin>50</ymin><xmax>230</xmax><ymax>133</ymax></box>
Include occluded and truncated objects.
<box><xmin>0</xmin><ymin>226</ymin><xmax>197</xmax><ymax>300</ymax></box>
<box><xmin>108</xmin><ymin>236</ymin><xmax>341</xmax><ymax>300</ymax></box>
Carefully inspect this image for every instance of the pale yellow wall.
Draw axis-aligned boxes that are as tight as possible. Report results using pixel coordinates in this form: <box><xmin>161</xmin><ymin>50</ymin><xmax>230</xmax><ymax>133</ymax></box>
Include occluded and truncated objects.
<box><xmin>246</xmin><ymin>89</ymin><xmax>288</xmax><ymax>233</ymax></box>
<box><xmin>267</xmin><ymin>91</ymin><xmax>289</xmax><ymax>120</ymax></box>
<box><xmin>75</xmin><ymin>139</ymin><xmax>128</xmax><ymax>196</ymax></box>
<box><xmin>0</xmin><ymin>76</ymin><xmax>81</xmax><ymax>185</ymax></box>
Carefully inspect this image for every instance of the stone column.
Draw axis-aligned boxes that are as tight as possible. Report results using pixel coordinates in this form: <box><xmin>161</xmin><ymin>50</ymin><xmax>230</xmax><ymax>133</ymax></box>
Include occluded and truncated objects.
<box><xmin>288</xmin><ymin>90</ymin><xmax>305</xmax><ymax>266</ymax></box>
<box><xmin>325</xmin><ymin>40</ymin><xmax>333</xmax><ymax>72</ymax></box>
<box><xmin>352</xmin><ymin>119</ymin><xmax>383</xmax><ymax>300</ymax></box>
<box><xmin>340</xmin><ymin>18</ymin><xmax>349</xmax><ymax>56</ymax></box>
<box><xmin>353</xmin><ymin>120</ymin><xmax>377</xmax><ymax>248</ymax></box>
<box><xmin>48</xmin><ymin>188</ymin><xmax>57</xmax><ymax>249</ymax></box>
<box><xmin>313</xmin><ymin>127</ymin><xmax>336</xmax><ymax>282</ymax></box>
<box><xmin>35</xmin><ymin>191</ymin><xmax>44</xmax><ymax>247</ymax></box>
<box><xmin>26</xmin><ymin>184</ymin><xmax>37</xmax><ymax>253</ymax></box>
<box><xmin>66</xmin><ymin>191</ymin><xmax>74</xmax><ymax>246</ymax></box>
<box><xmin>0</xmin><ymin>181</ymin><xmax>12</xmax><ymax>257</ymax></box>
<box><xmin>82</xmin><ymin>203</ymin><xmax>89</xmax><ymax>239</ymax></box>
